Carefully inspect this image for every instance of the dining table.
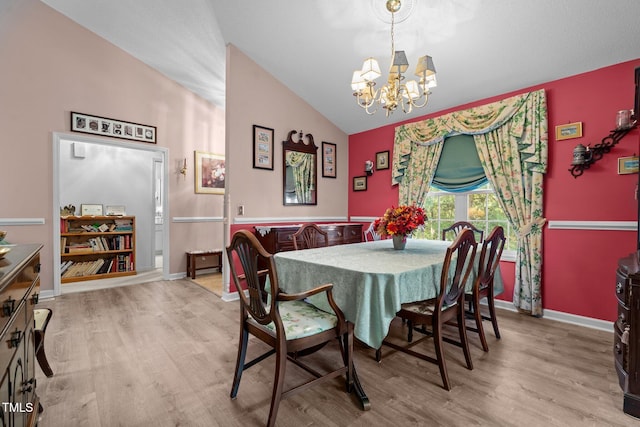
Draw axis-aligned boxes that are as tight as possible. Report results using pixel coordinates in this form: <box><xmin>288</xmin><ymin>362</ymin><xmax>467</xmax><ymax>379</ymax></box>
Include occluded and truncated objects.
<box><xmin>273</xmin><ymin>238</ymin><xmax>504</xmax><ymax>350</ymax></box>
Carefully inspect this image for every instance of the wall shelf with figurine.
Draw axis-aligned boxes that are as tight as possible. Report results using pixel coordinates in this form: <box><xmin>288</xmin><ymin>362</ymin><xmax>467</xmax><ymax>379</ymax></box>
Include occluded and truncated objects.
<box><xmin>568</xmin><ymin>114</ymin><xmax>637</xmax><ymax>178</ymax></box>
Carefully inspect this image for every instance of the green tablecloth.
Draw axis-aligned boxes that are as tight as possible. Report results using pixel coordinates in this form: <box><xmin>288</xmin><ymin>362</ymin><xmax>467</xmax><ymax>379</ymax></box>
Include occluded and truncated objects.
<box><xmin>273</xmin><ymin>239</ymin><xmax>503</xmax><ymax>349</ymax></box>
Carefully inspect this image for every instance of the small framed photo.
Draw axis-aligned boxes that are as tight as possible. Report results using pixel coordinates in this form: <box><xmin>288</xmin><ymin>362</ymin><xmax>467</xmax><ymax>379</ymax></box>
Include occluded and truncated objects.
<box><xmin>105</xmin><ymin>205</ymin><xmax>126</xmax><ymax>216</ymax></box>
<box><xmin>376</xmin><ymin>150</ymin><xmax>390</xmax><ymax>170</ymax></box>
<box><xmin>555</xmin><ymin>122</ymin><xmax>583</xmax><ymax>141</ymax></box>
<box><xmin>195</xmin><ymin>151</ymin><xmax>225</xmax><ymax>194</ymax></box>
<box><xmin>253</xmin><ymin>125</ymin><xmax>274</xmax><ymax>170</ymax></box>
<box><xmin>322</xmin><ymin>142</ymin><xmax>337</xmax><ymax>178</ymax></box>
<box><xmin>81</xmin><ymin>204</ymin><xmax>103</xmax><ymax>216</ymax></box>
<box><xmin>618</xmin><ymin>156</ymin><xmax>639</xmax><ymax>175</ymax></box>
<box><xmin>353</xmin><ymin>176</ymin><xmax>367</xmax><ymax>191</ymax></box>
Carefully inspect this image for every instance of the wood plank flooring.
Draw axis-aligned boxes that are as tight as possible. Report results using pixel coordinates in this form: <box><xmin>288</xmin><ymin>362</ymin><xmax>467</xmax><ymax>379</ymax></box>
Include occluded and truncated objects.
<box><xmin>35</xmin><ymin>279</ymin><xmax>637</xmax><ymax>426</ymax></box>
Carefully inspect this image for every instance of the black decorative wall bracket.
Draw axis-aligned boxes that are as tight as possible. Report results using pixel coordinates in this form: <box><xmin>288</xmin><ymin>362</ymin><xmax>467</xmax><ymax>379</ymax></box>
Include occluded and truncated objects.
<box><xmin>568</xmin><ymin>124</ymin><xmax>637</xmax><ymax>178</ymax></box>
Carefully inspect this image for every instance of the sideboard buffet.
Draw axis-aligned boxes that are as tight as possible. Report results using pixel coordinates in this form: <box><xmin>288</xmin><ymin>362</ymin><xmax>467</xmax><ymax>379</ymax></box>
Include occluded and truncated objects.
<box><xmin>254</xmin><ymin>223</ymin><xmax>363</xmax><ymax>253</ymax></box>
<box><xmin>0</xmin><ymin>244</ymin><xmax>42</xmax><ymax>426</ymax></box>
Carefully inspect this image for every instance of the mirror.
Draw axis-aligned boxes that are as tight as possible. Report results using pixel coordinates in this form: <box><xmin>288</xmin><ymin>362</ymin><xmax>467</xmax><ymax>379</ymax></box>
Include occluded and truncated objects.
<box><xmin>283</xmin><ymin>130</ymin><xmax>317</xmax><ymax>205</ymax></box>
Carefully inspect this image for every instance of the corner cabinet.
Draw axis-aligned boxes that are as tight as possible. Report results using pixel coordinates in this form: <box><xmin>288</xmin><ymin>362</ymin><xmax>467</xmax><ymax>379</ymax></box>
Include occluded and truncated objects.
<box><xmin>615</xmin><ymin>253</ymin><xmax>640</xmax><ymax>419</ymax></box>
<box><xmin>254</xmin><ymin>223</ymin><xmax>363</xmax><ymax>253</ymax></box>
<box><xmin>60</xmin><ymin>216</ymin><xmax>136</xmax><ymax>283</ymax></box>
<box><xmin>0</xmin><ymin>244</ymin><xmax>42</xmax><ymax>427</ymax></box>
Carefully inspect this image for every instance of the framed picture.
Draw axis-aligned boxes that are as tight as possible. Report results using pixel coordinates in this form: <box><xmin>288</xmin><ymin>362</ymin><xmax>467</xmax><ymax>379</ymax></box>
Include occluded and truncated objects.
<box><xmin>376</xmin><ymin>150</ymin><xmax>390</xmax><ymax>170</ymax></box>
<box><xmin>618</xmin><ymin>156</ymin><xmax>639</xmax><ymax>174</ymax></box>
<box><xmin>253</xmin><ymin>125</ymin><xmax>274</xmax><ymax>170</ymax></box>
<box><xmin>80</xmin><ymin>204</ymin><xmax>103</xmax><ymax>216</ymax></box>
<box><xmin>195</xmin><ymin>151</ymin><xmax>225</xmax><ymax>194</ymax></box>
<box><xmin>322</xmin><ymin>142</ymin><xmax>337</xmax><ymax>178</ymax></box>
<box><xmin>71</xmin><ymin>112</ymin><xmax>157</xmax><ymax>144</ymax></box>
<box><xmin>105</xmin><ymin>205</ymin><xmax>126</xmax><ymax>216</ymax></box>
<box><xmin>353</xmin><ymin>176</ymin><xmax>367</xmax><ymax>191</ymax></box>
<box><xmin>555</xmin><ymin>122</ymin><xmax>583</xmax><ymax>141</ymax></box>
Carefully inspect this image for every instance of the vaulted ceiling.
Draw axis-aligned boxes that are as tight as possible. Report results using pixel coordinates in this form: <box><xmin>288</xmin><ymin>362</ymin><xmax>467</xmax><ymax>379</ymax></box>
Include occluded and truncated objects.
<box><xmin>37</xmin><ymin>0</ymin><xmax>640</xmax><ymax>135</ymax></box>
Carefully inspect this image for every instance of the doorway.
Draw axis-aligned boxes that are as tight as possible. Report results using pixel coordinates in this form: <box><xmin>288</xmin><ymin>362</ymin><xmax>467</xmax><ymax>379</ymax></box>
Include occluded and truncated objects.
<box><xmin>52</xmin><ymin>132</ymin><xmax>169</xmax><ymax>296</ymax></box>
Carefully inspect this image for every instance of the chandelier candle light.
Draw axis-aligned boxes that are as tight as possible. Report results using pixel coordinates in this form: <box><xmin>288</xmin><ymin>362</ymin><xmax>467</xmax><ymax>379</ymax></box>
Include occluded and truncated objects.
<box><xmin>351</xmin><ymin>0</ymin><xmax>437</xmax><ymax>116</ymax></box>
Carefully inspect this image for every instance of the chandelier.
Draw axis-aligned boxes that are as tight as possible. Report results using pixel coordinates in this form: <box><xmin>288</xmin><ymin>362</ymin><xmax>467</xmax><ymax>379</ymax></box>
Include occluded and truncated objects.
<box><xmin>351</xmin><ymin>0</ymin><xmax>437</xmax><ymax>116</ymax></box>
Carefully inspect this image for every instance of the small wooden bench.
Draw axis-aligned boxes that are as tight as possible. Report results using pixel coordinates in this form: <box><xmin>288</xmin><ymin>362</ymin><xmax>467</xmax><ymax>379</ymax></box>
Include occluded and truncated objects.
<box><xmin>33</xmin><ymin>308</ymin><xmax>53</xmax><ymax>377</ymax></box>
<box><xmin>186</xmin><ymin>250</ymin><xmax>223</xmax><ymax>279</ymax></box>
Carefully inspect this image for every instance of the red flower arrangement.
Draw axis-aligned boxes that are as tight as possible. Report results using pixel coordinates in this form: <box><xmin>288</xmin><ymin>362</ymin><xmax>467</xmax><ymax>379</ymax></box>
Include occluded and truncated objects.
<box><xmin>373</xmin><ymin>205</ymin><xmax>426</xmax><ymax>238</ymax></box>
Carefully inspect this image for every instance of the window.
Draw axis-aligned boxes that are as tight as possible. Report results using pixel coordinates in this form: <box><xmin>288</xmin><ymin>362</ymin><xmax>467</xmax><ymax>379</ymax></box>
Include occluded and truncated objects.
<box><xmin>414</xmin><ymin>183</ymin><xmax>517</xmax><ymax>259</ymax></box>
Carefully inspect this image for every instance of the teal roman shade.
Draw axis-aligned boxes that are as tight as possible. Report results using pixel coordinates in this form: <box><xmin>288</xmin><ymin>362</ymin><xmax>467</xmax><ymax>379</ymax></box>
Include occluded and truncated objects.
<box><xmin>431</xmin><ymin>134</ymin><xmax>487</xmax><ymax>192</ymax></box>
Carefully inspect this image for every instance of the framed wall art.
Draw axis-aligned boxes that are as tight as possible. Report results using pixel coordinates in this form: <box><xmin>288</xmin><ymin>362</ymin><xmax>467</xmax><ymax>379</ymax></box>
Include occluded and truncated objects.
<box><xmin>322</xmin><ymin>141</ymin><xmax>337</xmax><ymax>178</ymax></box>
<box><xmin>80</xmin><ymin>204</ymin><xmax>103</xmax><ymax>216</ymax></box>
<box><xmin>253</xmin><ymin>125</ymin><xmax>274</xmax><ymax>170</ymax></box>
<box><xmin>555</xmin><ymin>122</ymin><xmax>583</xmax><ymax>141</ymax></box>
<box><xmin>376</xmin><ymin>150</ymin><xmax>390</xmax><ymax>170</ymax></box>
<box><xmin>353</xmin><ymin>176</ymin><xmax>367</xmax><ymax>191</ymax></box>
<box><xmin>195</xmin><ymin>151</ymin><xmax>225</xmax><ymax>194</ymax></box>
<box><xmin>618</xmin><ymin>156</ymin><xmax>639</xmax><ymax>175</ymax></box>
<box><xmin>71</xmin><ymin>112</ymin><xmax>157</xmax><ymax>144</ymax></box>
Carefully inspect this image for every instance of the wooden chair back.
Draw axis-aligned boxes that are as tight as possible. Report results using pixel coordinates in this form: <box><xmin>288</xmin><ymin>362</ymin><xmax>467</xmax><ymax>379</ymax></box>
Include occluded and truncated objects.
<box><xmin>476</xmin><ymin>226</ymin><xmax>506</xmax><ymax>294</ymax></box>
<box><xmin>293</xmin><ymin>223</ymin><xmax>329</xmax><ymax>250</ymax></box>
<box><xmin>465</xmin><ymin>226</ymin><xmax>506</xmax><ymax>351</ymax></box>
<box><xmin>226</xmin><ymin>229</ymin><xmax>278</xmax><ymax>326</ymax></box>
<box><xmin>441</xmin><ymin>221</ymin><xmax>484</xmax><ymax>243</ymax></box>
<box><xmin>363</xmin><ymin>222</ymin><xmax>382</xmax><ymax>242</ymax></box>
<box><xmin>437</xmin><ymin>228</ymin><xmax>478</xmax><ymax>317</ymax></box>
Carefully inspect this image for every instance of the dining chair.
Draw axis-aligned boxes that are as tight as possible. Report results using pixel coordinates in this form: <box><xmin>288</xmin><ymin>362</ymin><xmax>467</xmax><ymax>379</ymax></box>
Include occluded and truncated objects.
<box><xmin>226</xmin><ymin>230</ymin><xmax>356</xmax><ymax>427</ymax></box>
<box><xmin>465</xmin><ymin>226</ymin><xmax>506</xmax><ymax>351</ymax></box>
<box><xmin>441</xmin><ymin>221</ymin><xmax>484</xmax><ymax>243</ymax></box>
<box><xmin>380</xmin><ymin>228</ymin><xmax>478</xmax><ymax>391</ymax></box>
<box><xmin>363</xmin><ymin>221</ymin><xmax>382</xmax><ymax>242</ymax></box>
<box><xmin>292</xmin><ymin>223</ymin><xmax>329</xmax><ymax>250</ymax></box>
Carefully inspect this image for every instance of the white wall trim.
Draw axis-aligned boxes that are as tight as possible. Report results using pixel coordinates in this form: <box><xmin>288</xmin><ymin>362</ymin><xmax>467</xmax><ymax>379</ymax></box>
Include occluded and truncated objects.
<box><xmin>172</xmin><ymin>216</ymin><xmax>224</xmax><ymax>223</ymax></box>
<box><xmin>547</xmin><ymin>220</ymin><xmax>636</xmax><ymax>231</ymax></box>
<box><xmin>0</xmin><ymin>218</ymin><xmax>46</xmax><ymax>226</ymax></box>
<box><xmin>493</xmin><ymin>300</ymin><xmax>613</xmax><ymax>332</ymax></box>
<box><xmin>233</xmin><ymin>216</ymin><xmax>348</xmax><ymax>224</ymax></box>
<box><xmin>349</xmin><ymin>216</ymin><xmax>377</xmax><ymax>223</ymax></box>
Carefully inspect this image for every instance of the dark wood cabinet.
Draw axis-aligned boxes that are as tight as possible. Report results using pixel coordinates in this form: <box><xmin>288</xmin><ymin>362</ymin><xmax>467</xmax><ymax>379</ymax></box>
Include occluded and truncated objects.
<box><xmin>254</xmin><ymin>223</ymin><xmax>363</xmax><ymax>253</ymax></box>
<box><xmin>0</xmin><ymin>244</ymin><xmax>42</xmax><ymax>427</ymax></box>
<box><xmin>615</xmin><ymin>253</ymin><xmax>640</xmax><ymax>419</ymax></box>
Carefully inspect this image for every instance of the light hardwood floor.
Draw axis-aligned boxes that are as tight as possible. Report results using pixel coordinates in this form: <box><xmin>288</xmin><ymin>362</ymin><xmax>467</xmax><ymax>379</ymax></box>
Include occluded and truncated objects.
<box><xmin>35</xmin><ymin>279</ymin><xmax>636</xmax><ymax>426</ymax></box>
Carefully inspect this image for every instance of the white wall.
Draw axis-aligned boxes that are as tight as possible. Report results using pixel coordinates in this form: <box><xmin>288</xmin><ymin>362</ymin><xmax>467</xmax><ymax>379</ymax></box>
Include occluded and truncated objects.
<box><xmin>59</xmin><ymin>138</ymin><xmax>160</xmax><ymax>271</ymax></box>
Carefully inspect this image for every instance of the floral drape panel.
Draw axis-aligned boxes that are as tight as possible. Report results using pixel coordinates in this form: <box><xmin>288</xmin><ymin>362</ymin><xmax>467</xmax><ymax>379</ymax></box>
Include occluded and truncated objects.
<box><xmin>392</xmin><ymin>89</ymin><xmax>548</xmax><ymax>316</ymax></box>
<box><xmin>397</xmin><ymin>137</ymin><xmax>444</xmax><ymax>206</ymax></box>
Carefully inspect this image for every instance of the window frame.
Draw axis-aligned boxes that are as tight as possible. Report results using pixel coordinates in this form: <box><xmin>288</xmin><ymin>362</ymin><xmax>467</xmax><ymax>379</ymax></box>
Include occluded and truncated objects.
<box><xmin>424</xmin><ymin>186</ymin><xmax>516</xmax><ymax>262</ymax></box>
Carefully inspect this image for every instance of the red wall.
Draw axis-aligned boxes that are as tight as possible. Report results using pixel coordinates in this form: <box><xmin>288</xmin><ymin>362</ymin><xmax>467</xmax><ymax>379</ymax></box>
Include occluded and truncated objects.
<box><xmin>349</xmin><ymin>59</ymin><xmax>640</xmax><ymax>322</ymax></box>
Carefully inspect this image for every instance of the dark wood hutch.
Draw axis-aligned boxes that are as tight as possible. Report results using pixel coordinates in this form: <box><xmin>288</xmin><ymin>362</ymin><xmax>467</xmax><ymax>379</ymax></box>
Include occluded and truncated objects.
<box><xmin>614</xmin><ymin>66</ymin><xmax>640</xmax><ymax>419</ymax></box>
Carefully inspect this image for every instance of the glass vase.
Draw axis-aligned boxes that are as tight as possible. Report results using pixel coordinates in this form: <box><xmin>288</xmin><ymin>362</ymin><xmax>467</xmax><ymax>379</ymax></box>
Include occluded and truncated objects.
<box><xmin>392</xmin><ymin>235</ymin><xmax>407</xmax><ymax>250</ymax></box>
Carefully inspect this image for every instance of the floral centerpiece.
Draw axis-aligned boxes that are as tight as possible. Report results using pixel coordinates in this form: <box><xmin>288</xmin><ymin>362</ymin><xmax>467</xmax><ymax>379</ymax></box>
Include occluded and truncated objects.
<box><xmin>373</xmin><ymin>205</ymin><xmax>426</xmax><ymax>249</ymax></box>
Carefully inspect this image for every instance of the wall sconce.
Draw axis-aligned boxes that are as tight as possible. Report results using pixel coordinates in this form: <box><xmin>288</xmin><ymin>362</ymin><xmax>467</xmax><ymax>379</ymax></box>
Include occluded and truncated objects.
<box><xmin>179</xmin><ymin>158</ymin><xmax>187</xmax><ymax>178</ymax></box>
<box><xmin>568</xmin><ymin>123</ymin><xmax>637</xmax><ymax>178</ymax></box>
<box><xmin>365</xmin><ymin>160</ymin><xmax>374</xmax><ymax>176</ymax></box>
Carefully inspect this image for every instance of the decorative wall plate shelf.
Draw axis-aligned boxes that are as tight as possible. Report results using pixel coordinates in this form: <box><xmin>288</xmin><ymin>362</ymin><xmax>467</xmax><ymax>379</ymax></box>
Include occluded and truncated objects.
<box><xmin>568</xmin><ymin>124</ymin><xmax>637</xmax><ymax>178</ymax></box>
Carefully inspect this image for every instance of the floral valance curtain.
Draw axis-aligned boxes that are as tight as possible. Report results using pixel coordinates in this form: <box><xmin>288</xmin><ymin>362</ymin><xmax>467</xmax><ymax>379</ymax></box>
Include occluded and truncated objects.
<box><xmin>391</xmin><ymin>89</ymin><xmax>548</xmax><ymax>316</ymax></box>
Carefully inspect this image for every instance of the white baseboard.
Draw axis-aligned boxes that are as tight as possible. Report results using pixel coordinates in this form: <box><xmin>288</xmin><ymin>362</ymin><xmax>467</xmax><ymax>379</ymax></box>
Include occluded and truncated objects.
<box><xmin>493</xmin><ymin>299</ymin><xmax>613</xmax><ymax>332</ymax></box>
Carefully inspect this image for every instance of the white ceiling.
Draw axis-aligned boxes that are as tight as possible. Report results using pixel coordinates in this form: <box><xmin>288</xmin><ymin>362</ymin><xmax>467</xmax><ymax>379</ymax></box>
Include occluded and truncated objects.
<box><xmin>36</xmin><ymin>0</ymin><xmax>640</xmax><ymax>135</ymax></box>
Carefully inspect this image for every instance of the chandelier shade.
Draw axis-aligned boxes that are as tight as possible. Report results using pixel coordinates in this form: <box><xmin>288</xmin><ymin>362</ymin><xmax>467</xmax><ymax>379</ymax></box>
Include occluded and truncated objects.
<box><xmin>351</xmin><ymin>0</ymin><xmax>436</xmax><ymax>116</ymax></box>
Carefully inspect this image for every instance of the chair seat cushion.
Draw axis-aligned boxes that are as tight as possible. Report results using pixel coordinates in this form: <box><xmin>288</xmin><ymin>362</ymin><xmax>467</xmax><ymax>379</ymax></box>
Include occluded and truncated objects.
<box><xmin>401</xmin><ymin>299</ymin><xmax>457</xmax><ymax>315</ymax></box>
<box><xmin>252</xmin><ymin>300</ymin><xmax>338</xmax><ymax>340</ymax></box>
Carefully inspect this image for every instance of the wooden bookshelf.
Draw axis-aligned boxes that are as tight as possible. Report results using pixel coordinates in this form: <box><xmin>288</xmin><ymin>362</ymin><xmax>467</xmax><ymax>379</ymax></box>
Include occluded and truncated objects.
<box><xmin>60</xmin><ymin>215</ymin><xmax>136</xmax><ymax>283</ymax></box>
